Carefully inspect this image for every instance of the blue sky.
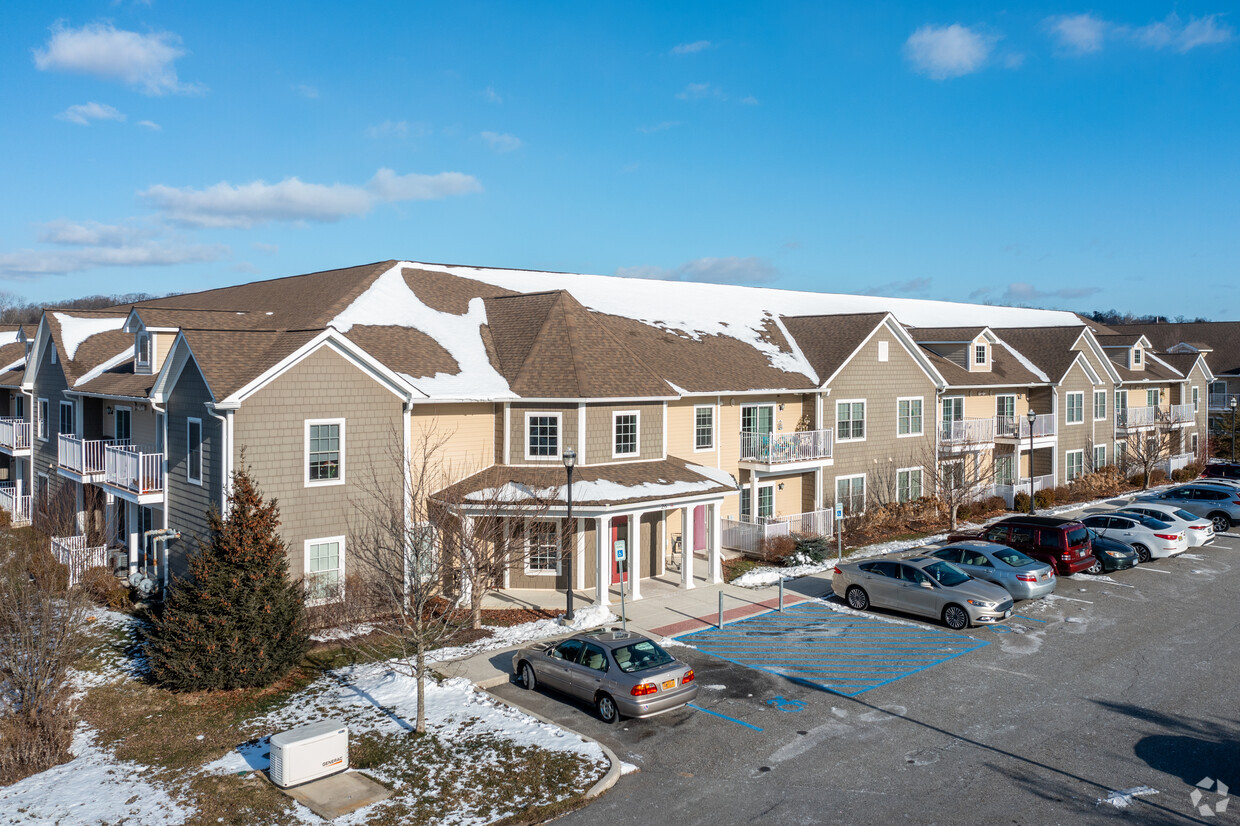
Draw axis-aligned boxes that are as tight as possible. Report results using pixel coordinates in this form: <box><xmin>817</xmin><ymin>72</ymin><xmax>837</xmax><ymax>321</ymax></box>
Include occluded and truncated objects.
<box><xmin>0</xmin><ymin>2</ymin><xmax>1236</xmax><ymax>317</ymax></box>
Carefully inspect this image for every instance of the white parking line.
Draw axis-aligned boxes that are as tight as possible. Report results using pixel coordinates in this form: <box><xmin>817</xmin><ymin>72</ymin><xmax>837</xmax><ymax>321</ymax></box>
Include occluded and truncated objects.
<box><xmin>1131</xmin><ymin>566</ymin><xmax>1173</xmax><ymax>574</ymax></box>
<box><xmin>1220</xmin><ymin>532</ymin><xmax>1240</xmax><ymax>538</ymax></box>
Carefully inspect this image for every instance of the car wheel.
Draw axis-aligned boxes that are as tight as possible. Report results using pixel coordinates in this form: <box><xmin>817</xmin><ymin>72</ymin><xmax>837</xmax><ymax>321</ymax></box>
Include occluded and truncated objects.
<box><xmin>1132</xmin><ymin>544</ymin><xmax>1151</xmax><ymax>563</ymax></box>
<box><xmin>596</xmin><ymin>693</ymin><xmax>620</xmax><ymax>724</ymax></box>
<box><xmin>942</xmin><ymin>604</ymin><xmax>969</xmax><ymax>630</ymax></box>
<box><xmin>1086</xmin><ymin>558</ymin><xmax>1104</xmax><ymax>575</ymax></box>
<box><xmin>1210</xmin><ymin>513</ymin><xmax>1232</xmax><ymax>533</ymax></box>
<box><xmin>519</xmin><ymin>662</ymin><xmax>536</xmax><ymax>691</ymax></box>
<box><xmin>846</xmin><ymin>586</ymin><xmax>869</xmax><ymax>611</ymax></box>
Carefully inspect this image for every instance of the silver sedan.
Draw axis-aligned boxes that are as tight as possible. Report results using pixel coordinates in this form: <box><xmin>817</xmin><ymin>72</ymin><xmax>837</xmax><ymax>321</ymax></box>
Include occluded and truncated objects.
<box><xmin>831</xmin><ymin>555</ymin><xmax>1014</xmax><ymax>630</ymax></box>
<box><xmin>924</xmin><ymin>540</ymin><xmax>1057</xmax><ymax>599</ymax></box>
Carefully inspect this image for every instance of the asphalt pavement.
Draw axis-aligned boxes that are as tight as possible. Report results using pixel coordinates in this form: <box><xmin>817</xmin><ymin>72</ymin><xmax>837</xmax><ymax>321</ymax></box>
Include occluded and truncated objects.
<box><xmin>491</xmin><ymin>531</ymin><xmax>1240</xmax><ymax>824</ymax></box>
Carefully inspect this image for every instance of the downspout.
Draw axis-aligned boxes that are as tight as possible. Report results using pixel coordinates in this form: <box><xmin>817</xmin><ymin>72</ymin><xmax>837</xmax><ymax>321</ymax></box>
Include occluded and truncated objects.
<box><xmin>205</xmin><ymin>403</ymin><xmax>232</xmax><ymax>516</ymax></box>
<box><xmin>151</xmin><ymin>401</ymin><xmax>170</xmax><ymax>530</ymax></box>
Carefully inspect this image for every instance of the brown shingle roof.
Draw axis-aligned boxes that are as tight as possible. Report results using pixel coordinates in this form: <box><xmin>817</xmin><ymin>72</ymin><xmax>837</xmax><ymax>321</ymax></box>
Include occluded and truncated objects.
<box><xmin>1111</xmin><ymin>322</ymin><xmax>1240</xmax><ymax>376</ymax></box>
<box><xmin>907</xmin><ymin>326</ymin><xmax>987</xmax><ymax>342</ymax></box>
<box><xmin>178</xmin><ymin>329</ymin><xmax>320</xmax><ymax>400</ymax></box>
<box><xmin>921</xmin><ymin>342</ymin><xmax>1046</xmax><ymax>387</ymax></box>
<box><xmin>780</xmin><ymin>313</ymin><xmax>890</xmax><ymax>386</ymax></box>
<box><xmin>991</xmin><ymin>326</ymin><xmax>1091</xmax><ymax>383</ymax></box>
<box><xmin>43</xmin><ymin>310</ymin><xmax>133</xmax><ymax>388</ymax></box>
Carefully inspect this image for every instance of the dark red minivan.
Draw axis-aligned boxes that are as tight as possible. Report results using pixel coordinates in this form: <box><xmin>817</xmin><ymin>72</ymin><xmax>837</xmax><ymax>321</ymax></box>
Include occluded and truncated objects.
<box><xmin>961</xmin><ymin>516</ymin><xmax>1095</xmax><ymax>576</ymax></box>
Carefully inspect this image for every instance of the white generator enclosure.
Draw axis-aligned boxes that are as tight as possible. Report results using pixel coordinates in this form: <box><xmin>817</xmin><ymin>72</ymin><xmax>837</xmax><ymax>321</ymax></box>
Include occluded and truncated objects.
<box><xmin>269</xmin><ymin>720</ymin><xmax>348</xmax><ymax>788</ymax></box>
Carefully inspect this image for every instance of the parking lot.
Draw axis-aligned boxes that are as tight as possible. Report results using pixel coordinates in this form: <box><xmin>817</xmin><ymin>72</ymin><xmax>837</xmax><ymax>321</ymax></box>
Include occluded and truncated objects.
<box><xmin>491</xmin><ymin>531</ymin><xmax>1240</xmax><ymax>824</ymax></box>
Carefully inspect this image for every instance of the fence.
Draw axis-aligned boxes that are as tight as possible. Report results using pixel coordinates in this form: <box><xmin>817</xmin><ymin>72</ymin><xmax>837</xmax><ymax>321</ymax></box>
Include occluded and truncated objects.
<box><xmin>0</xmin><ymin>482</ymin><xmax>32</xmax><ymax>526</ymax></box>
<box><xmin>739</xmin><ymin>429</ymin><xmax>833</xmax><ymax>464</ymax></box>
<box><xmin>995</xmin><ymin>413</ymin><xmax>1056</xmax><ymax>439</ymax></box>
<box><xmin>721</xmin><ymin>509</ymin><xmax>833</xmax><ymax>555</ymax></box>
<box><xmin>51</xmin><ymin>535</ymin><xmax>109</xmax><ymax>587</ymax></box>
<box><xmin>994</xmin><ymin>474</ymin><xmax>1056</xmax><ymax>508</ymax></box>
<box><xmin>940</xmin><ymin>418</ymin><xmax>995</xmax><ymax>444</ymax></box>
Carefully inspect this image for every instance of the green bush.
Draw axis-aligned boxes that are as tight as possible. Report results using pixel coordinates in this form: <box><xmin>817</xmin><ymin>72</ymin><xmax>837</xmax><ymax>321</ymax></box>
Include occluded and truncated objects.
<box><xmin>793</xmin><ymin>536</ymin><xmax>833</xmax><ymax>563</ymax></box>
<box><xmin>1033</xmin><ymin>489</ymin><xmax>1056</xmax><ymax>509</ymax></box>
<box><xmin>1013</xmin><ymin>491</ymin><xmax>1031</xmax><ymax>512</ymax></box>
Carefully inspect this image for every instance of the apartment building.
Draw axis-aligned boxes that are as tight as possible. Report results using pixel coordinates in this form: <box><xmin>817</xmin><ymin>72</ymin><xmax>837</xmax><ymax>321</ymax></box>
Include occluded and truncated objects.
<box><xmin>3</xmin><ymin>260</ymin><xmax>1221</xmax><ymax>605</ymax></box>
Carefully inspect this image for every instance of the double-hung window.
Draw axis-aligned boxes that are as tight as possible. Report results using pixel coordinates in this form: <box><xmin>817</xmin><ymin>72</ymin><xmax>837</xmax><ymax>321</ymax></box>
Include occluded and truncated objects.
<box><xmin>1093</xmin><ymin>390</ymin><xmax>1106</xmax><ymax>421</ymax></box>
<box><xmin>306</xmin><ymin>419</ymin><xmax>344</xmax><ymax>485</ymax></box>
<box><xmin>1147</xmin><ymin>388</ymin><xmax>1159</xmax><ymax>407</ymax></box>
<box><xmin>1093</xmin><ymin>444</ymin><xmax>1106</xmax><ymax>470</ymax></box>
<box><xmin>36</xmin><ymin>398</ymin><xmax>48</xmax><ymax>441</ymax></box>
<box><xmin>974</xmin><ymin>344</ymin><xmax>987</xmax><ymax>365</ymax></box>
<box><xmin>187</xmin><ymin>418</ymin><xmax>203</xmax><ymax>485</ymax></box>
<box><xmin>305</xmin><ymin>537</ymin><xmax>344</xmax><ymax>602</ymax></box>
<box><xmin>58</xmin><ymin>401</ymin><xmax>74</xmax><ymax>436</ymax></box>
<box><xmin>836</xmin><ymin>475</ymin><xmax>865</xmax><ymax>514</ymax></box>
<box><xmin>136</xmin><ymin>332</ymin><xmax>150</xmax><ymax>368</ymax></box>
<box><xmin>694</xmin><ymin>405</ymin><xmax>714</xmax><ymax>450</ymax></box>
<box><xmin>525</xmin><ymin>413</ymin><xmax>560</xmax><ymax>459</ymax></box>
<box><xmin>1066</xmin><ymin>450</ymin><xmax>1084</xmax><ymax>482</ymax></box>
<box><xmin>524</xmin><ymin>521</ymin><xmax>560</xmax><ymax>575</ymax></box>
<box><xmin>1065</xmin><ymin>392</ymin><xmax>1084</xmax><ymax>424</ymax></box>
<box><xmin>897</xmin><ymin>398</ymin><xmax>922</xmax><ymax>437</ymax></box>
<box><xmin>897</xmin><ymin>468</ymin><xmax>923</xmax><ymax>503</ymax></box>
<box><xmin>613</xmin><ymin>411</ymin><xmax>639</xmax><ymax>458</ymax></box>
<box><xmin>836</xmin><ymin>401</ymin><xmax>865</xmax><ymax>442</ymax></box>
<box><xmin>1192</xmin><ymin>386</ymin><xmax>1200</xmax><ymax>413</ymax></box>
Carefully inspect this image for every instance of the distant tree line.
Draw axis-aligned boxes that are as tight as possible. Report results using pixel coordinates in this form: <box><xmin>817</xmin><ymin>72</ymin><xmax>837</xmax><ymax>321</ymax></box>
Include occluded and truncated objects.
<box><xmin>0</xmin><ymin>291</ymin><xmax>160</xmax><ymax>325</ymax></box>
<box><xmin>1086</xmin><ymin>309</ymin><xmax>1210</xmax><ymax>325</ymax></box>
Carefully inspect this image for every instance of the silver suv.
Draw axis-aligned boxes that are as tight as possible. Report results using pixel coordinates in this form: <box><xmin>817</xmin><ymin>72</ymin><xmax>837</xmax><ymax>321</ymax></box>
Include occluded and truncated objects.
<box><xmin>1137</xmin><ymin>484</ymin><xmax>1240</xmax><ymax>534</ymax></box>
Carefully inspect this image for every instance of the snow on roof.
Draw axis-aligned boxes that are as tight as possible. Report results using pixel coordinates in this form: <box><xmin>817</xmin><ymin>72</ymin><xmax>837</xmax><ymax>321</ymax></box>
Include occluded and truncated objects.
<box><xmin>52</xmin><ymin>313</ymin><xmax>127</xmax><ymax>361</ymax></box>
<box><xmin>330</xmin><ymin>262</ymin><xmax>515</xmax><ymax>400</ymax></box>
<box><xmin>466</xmin><ymin>472</ymin><xmax>735</xmax><ymax>504</ymax></box>
<box><xmin>0</xmin><ymin>330</ymin><xmax>20</xmax><ymax>348</ymax></box>
<box><xmin>74</xmin><ymin>349</ymin><xmax>133</xmax><ymax>388</ymax></box>
<box><xmin>397</xmin><ymin>261</ymin><xmax>1083</xmax><ymax>377</ymax></box>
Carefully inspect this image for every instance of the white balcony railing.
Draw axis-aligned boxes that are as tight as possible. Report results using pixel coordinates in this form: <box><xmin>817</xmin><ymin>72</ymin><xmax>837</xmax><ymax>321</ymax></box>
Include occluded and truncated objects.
<box><xmin>51</xmin><ymin>535</ymin><xmax>109</xmax><ymax>587</ymax></box>
<box><xmin>995</xmin><ymin>413</ymin><xmax>1056</xmax><ymax>440</ymax></box>
<box><xmin>739</xmin><ymin>429</ymin><xmax>833</xmax><ymax>464</ymax></box>
<box><xmin>994</xmin><ymin>474</ymin><xmax>1056</xmax><ymax>508</ymax></box>
<box><xmin>1116</xmin><ymin>405</ymin><xmax>1158</xmax><ymax>430</ymax></box>
<box><xmin>940</xmin><ymin>418</ymin><xmax>995</xmax><ymax>444</ymax></box>
<box><xmin>1167</xmin><ymin>403</ymin><xmax>1196</xmax><ymax>424</ymax></box>
<box><xmin>0</xmin><ymin>418</ymin><xmax>32</xmax><ymax>452</ymax></box>
<box><xmin>59</xmin><ymin>435</ymin><xmax>127</xmax><ymax>477</ymax></box>
<box><xmin>721</xmin><ymin>509</ymin><xmax>834</xmax><ymax>555</ymax></box>
<box><xmin>104</xmin><ymin>444</ymin><xmax>164</xmax><ymax>496</ymax></box>
<box><xmin>0</xmin><ymin>482</ymin><xmax>32</xmax><ymax>526</ymax></box>
<box><xmin>1158</xmin><ymin>452</ymin><xmax>1196</xmax><ymax>475</ymax></box>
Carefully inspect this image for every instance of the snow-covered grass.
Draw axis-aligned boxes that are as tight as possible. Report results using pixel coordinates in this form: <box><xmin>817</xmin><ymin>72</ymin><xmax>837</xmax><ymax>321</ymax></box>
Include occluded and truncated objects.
<box><xmin>426</xmin><ymin>603</ymin><xmax>617</xmax><ymax>665</ymax></box>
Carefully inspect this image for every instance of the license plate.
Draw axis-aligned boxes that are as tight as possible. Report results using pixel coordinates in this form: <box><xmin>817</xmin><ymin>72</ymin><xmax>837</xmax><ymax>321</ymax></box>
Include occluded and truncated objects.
<box><xmin>662</xmin><ymin>679</ymin><xmax>676</xmax><ymax>690</ymax></box>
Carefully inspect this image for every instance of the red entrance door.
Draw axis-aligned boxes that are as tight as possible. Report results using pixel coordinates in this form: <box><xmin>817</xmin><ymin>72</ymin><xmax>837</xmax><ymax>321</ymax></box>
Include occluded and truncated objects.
<box><xmin>693</xmin><ymin>505</ymin><xmax>707</xmax><ymax>552</ymax></box>
<box><xmin>610</xmin><ymin>516</ymin><xmax>629</xmax><ymax>584</ymax></box>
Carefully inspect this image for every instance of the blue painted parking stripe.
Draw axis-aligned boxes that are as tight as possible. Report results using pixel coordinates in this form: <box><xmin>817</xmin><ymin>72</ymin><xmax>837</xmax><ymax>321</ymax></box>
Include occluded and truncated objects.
<box><xmin>686</xmin><ymin>703</ymin><xmax>763</xmax><ymax>731</ymax></box>
<box><xmin>1014</xmin><ymin>614</ymin><xmax>1046</xmax><ymax>623</ymax></box>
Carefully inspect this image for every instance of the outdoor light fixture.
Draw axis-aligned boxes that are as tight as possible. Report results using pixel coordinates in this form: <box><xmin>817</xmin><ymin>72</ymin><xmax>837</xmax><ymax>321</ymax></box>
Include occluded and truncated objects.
<box><xmin>1027</xmin><ymin>409</ymin><xmax>1037</xmax><ymax>515</ymax></box>
<box><xmin>562</xmin><ymin>447</ymin><xmax>577</xmax><ymax>621</ymax></box>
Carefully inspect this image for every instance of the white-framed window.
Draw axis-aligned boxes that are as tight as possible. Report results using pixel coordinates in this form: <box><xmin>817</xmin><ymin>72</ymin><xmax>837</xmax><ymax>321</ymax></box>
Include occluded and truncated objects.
<box><xmin>740</xmin><ymin>404</ymin><xmax>774</xmax><ymax>434</ymax></box>
<box><xmin>1192</xmin><ymin>385</ymin><xmax>1200</xmax><ymax>413</ymax></box>
<box><xmin>525</xmin><ymin>412</ymin><xmax>561</xmax><ymax>460</ymax></box>
<box><xmin>186</xmin><ymin>418</ymin><xmax>203</xmax><ymax>485</ymax></box>
<box><xmin>1133</xmin><ymin>348</ymin><xmax>1142</xmax><ymax>366</ymax></box>
<box><xmin>996</xmin><ymin>395</ymin><xmax>1016</xmax><ymax>420</ymax></box>
<box><xmin>740</xmin><ymin>485</ymin><xmax>775</xmax><ymax>521</ymax></box>
<box><xmin>836</xmin><ymin>400</ymin><xmax>865</xmax><ymax>442</ymax></box>
<box><xmin>136</xmin><ymin>332</ymin><xmax>150</xmax><ymax>367</ymax></box>
<box><xmin>36</xmin><ymin>398</ymin><xmax>48</xmax><ymax>441</ymax></box>
<box><xmin>1065</xmin><ymin>392</ymin><xmax>1084</xmax><ymax>424</ymax></box>
<box><xmin>1147</xmin><ymin>388</ymin><xmax>1159</xmax><ymax>407</ymax></box>
<box><xmin>1116</xmin><ymin>389</ymin><xmax>1128</xmax><ymax>412</ymax></box>
<box><xmin>974</xmin><ymin>343</ymin><xmax>987</xmax><ymax>365</ymax></box>
<box><xmin>897</xmin><ymin>467</ymin><xmax>923</xmax><ymax>503</ymax></box>
<box><xmin>305</xmin><ymin>419</ymin><xmax>345</xmax><ymax>485</ymax></box>
<box><xmin>155</xmin><ymin>412</ymin><xmax>165</xmax><ymax>455</ymax></box>
<box><xmin>1093</xmin><ymin>390</ymin><xmax>1107</xmax><ymax>421</ymax></box>
<box><xmin>897</xmin><ymin>397</ymin><xmax>923</xmax><ymax>437</ymax></box>
<box><xmin>878</xmin><ymin>340</ymin><xmax>889</xmax><ymax>362</ymax></box>
<box><xmin>995</xmin><ymin>455</ymin><xmax>1015</xmax><ymax>486</ymax></box>
<box><xmin>1192</xmin><ymin>433</ymin><xmax>1199</xmax><ymax>454</ymax></box>
<box><xmin>1093</xmin><ymin>444</ymin><xmax>1106</xmax><ymax>470</ymax></box>
<box><xmin>1116</xmin><ymin>440</ymin><xmax>1128</xmax><ymax>468</ymax></box>
<box><xmin>1066</xmin><ymin>449</ymin><xmax>1084</xmax><ymax>482</ymax></box>
<box><xmin>410</xmin><ymin>522</ymin><xmax>438</xmax><ymax>583</ymax></box>
<box><xmin>14</xmin><ymin>395</ymin><xmax>23</xmax><ymax>419</ymax></box>
<box><xmin>523</xmin><ymin>520</ymin><xmax>561</xmax><ymax>576</ymax></box>
<box><xmin>50</xmin><ymin>346</ymin><xmax>57</xmax><ymax>365</ymax></box>
<box><xmin>836</xmin><ymin>474</ymin><xmax>865</xmax><ymax>515</ymax></box>
<box><xmin>305</xmin><ymin>537</ymin><xmax>345</xmax><ymax>604</ymax></box>
<box><xmin>943</xmin><ymin>458</ymin><xmax>965</xmax><ymax>489</ymax></box>
<box><xmin>613</xmin><ymin>411</ymin><xmax>639</xmax><ymax>458</ymax></box>
<box><xmin>694</xmin><ymin>405</ymin><xmax>714</xmax><ymax>451</ymax></box>
<box><xmin>114</xmin><ymin>406</ymin><xmax>131</xmax><ymax>442</ymax></box>
<box><xmin>58</xmin><ymin>400</ymin><xmax>74</xmax><ymax>436</ymax></box>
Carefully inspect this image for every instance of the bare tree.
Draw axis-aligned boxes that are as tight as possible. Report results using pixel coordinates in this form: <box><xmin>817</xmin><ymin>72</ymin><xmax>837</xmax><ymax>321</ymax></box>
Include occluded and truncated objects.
<box><xmin>1121</xmin><ymin>426</ymin><xmax>1176</xmax><ymax>489</ymax></box>
<box><xmin>923</xmin><ymin>437</ymin><xmax>999</xmax><ymax>531</ymax></box>
<box><xmin>0</xmin><ymin>529</ymin><xmax>92</xmax><ymax>784</ymax></box>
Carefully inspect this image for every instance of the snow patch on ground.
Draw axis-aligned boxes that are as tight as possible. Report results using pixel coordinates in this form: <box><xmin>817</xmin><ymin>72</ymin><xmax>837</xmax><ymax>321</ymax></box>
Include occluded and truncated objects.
<box><xmin>659</xmin><ymin>637</ymin><xmax>695</xmax><ymax>649</ymax></box>
<box><xmin>1069</xmin><ymin>573</ymin><xmax>1117</xmax><ymax>584</ymax></box>
<box><xmin>52</xmin><ymin>313</ymin><xmax>126</xmax><ymax>360</ymax></box>
<box><xmin>0</xmin><ymin>726</ymin><xmax>193</xmax><ymax>825</ymax></box>
<box><xmin>1097</xmin><ymin>785</ymin><xmax>1159</xmax><ymax>808</ymax></box>
<box><xmin>310</xmin><ymin>623</ymin><xmax>376</xmax><ymax>643</ymax></box>
<box><xmin>620</xmin><ymin>761</ymin><xmax>640</xmax><ymax>775</ymax></box>
<box><xmin>427</xmin><ymin>604</ymin><xmax>618</xmax><ymax>664</ymax></box>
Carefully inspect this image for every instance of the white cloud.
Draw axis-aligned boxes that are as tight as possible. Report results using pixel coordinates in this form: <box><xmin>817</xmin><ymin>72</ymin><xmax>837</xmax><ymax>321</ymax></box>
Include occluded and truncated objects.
<box><xmin>136</xmin><ymin>119</ymin><xmax>160</xmax><ymax>130</ymax></box>
<box><xmin>1003</xmin><ymin>282</ymin><xmax>1100</xmax><ymax>302</ymax></box>
<box><xmin>480</xmin><ymin>131</ymin><xmax>522</xmax><ymax>152</ymax></box>
<box><xmin>251</xmin><ymin>242</ymin><xmax>279</xmax><ymax>254</ymax></box>
<box><xmin>293</xmin><ymin>83</ymin><xmax>319</xmax><ymax>99</ymax></box>
<box><xmin>55</xmin><ymin>101</ymin><xmax>125</xmax><ymax>125</ymax></box>
<box><xmin>904</xmin><ymin>23</ymin><xmax>997</xmax><ymax>80</ymax></box>
<box><xmin>365</xmin><ymin>120</ymin><xmax>408</xmax><ymax>139</ymax></box>
<box><xmin>617</xmin><ymin>256</ymin><xmax>778</xmax><ymax>285</ymax></box>
<box><xmin>140</xmin><ymin>168</ymin><xmax>482</xmax><ymax>229</ymax></box>
<box><xmin>38</xmin><ymin>220</ymin><xmax>150</xmax><ymax>247</ymax></box>
<box><xmin>1133</xmin><ymin>13</ymin><xmax>1234</xmax><ymax>52</ymax></box>
<box><xmin>671</xmin><ymin>40</ymin><xmax>712</xmax><ymax>55</ymax></box>
<box><xmin>1047</xmin><ymin>13</ymin><xmax>1108</xmax><ymax>54</ymax></box>
<box><xmin>676</xmin><ymin>82</ymin><xmax>726</xmax><ymax>100</ymax></box>
<box><xmin>33</xmin><ymin>21</ymin><xmax>202</xmax><ymax>95</ymax></box>
<box><xmin>738</xmin><ymin>95</ymin><xmax>759</xmax><ymax>105</ymax></box>
<box><xmin>482</xmin><ymin>86</ymin><xmax>502</xmax><ymax>104</ymax></box>
<box><xmin>0</xmin><ymin>241</ymin><xmax>226</xmax><ymax>277</ymax></box>
<box><xmin>860</xmin><ymin>277</ymin><xmax>932</xmax><ymax>297</ymax></box>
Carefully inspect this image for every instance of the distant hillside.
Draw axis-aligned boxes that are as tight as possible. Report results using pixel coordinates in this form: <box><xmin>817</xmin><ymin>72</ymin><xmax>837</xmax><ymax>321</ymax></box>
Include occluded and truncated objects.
<box><xmin>0</xmin><ymin>292</ymin><xmax>158</xmax><ymax>325</ymax></box>
<box><xmin>1086</xmin><ymin>309</ymin><xmax>1210</xmax><ymax>325</ymax></box>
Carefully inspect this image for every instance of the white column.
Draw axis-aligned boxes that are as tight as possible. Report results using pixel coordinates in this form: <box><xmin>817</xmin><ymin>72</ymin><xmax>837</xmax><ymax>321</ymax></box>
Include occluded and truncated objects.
<box><xmin>680</xmin><ymin>506</ymin><xmax>695</xmax><ymax>589</ymax></box>
<box><xmin>629</xmin><ymin>511</ymin><xmax>643</xmax><ymax>601</ymax></box>
<box><xmin>575</xmin><ymin>518</ymin><xmax>586</xmax><ymax>591</ymax></box>
<box><xmin>74</xmin><ymin>481</ymin><xmax>84</xmax><ymax>534</ymax></box>
<box><xmin>749</xmin><ymin>472</ymin><xmax>760</xmax><ymax>520</ymax></box>
<box><xmin>126</xmin><ymin>500</ymin><xmax>140</xmax><ymax>575</ymax></box>
<box><xmin>595</xmin><ymin>516</ymin><xmax>610</xmax><ymax>605</ymax></box>
<box><xmin>709</xmin><ymin>503</ymin><xmax>723</xmax><ymax>584</ymax></box>
<box><xmin>657</xmin><ymin>513</ymin><xmax>666</xmax><ymax>577</ymax></box>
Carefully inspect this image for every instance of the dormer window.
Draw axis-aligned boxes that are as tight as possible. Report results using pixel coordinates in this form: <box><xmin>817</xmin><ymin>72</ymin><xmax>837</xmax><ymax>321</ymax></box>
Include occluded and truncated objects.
<box><xmin>137</xmin><ymin>332</ymin><xmax>150</xmax><ymax>367</ymax></box>
<box><xmin>974</xmin><ymin>344</ymin><xmax>986</xmax><ymax>365</ymax></box>
<box><xmin>1132</xmin><ymin>348</ymin><xmax>1142</xmax><ymax>366</ymax></box>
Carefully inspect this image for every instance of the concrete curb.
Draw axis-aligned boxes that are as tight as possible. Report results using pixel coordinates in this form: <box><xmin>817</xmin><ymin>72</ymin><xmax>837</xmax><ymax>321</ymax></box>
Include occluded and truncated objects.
<box><xmin>483</xmin><ymin>683</ymin><xmax>623</xmax><ymax>800</ymax></box>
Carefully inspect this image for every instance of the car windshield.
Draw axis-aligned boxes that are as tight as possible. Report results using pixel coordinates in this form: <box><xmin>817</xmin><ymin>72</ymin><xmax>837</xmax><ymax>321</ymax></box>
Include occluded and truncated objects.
<box><xmin>1067</xmin><ymin>527</ymin><xmax>1088</xmax><ymax>547</ymax></box>
<box><xmin>1173</xmin><ymin>509</ymin><xmax>1198</xmax><ymax>522</ymax></box>
<box><xmin>924</xmin><ymin>561</ymin><xmax>970</xmax><ymax>587</ymax></box>
<box><xmin>992</xmin><ymin>547</ymin><xmax>1035</xmax><ymax>567</ymax></box>
<box><xmin>1138</xmin><ymin>516</ymin><xmax>1170</xmax><ymax>529</ymax></box>
<box><xmin>613</xmin><ymin>640</ymin><xmax>676</xmax><ymax>674</ymax></box>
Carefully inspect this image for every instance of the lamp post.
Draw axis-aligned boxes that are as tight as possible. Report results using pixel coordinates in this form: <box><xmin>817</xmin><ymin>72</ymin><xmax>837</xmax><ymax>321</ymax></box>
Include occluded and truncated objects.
<box><xmin>1231</xmin><ymin>398</ymin><xmax>1238</xmax><ymax>464</ymax></box>
<box><xmin>1027</xmin><ymin>409</ymin><xmax>1037</xmax><ymax>515</ymax></box>
<box><xmin>562</xmin><ymin>447</ymin><xmax>576</xmax><ymax>621</ymax></box>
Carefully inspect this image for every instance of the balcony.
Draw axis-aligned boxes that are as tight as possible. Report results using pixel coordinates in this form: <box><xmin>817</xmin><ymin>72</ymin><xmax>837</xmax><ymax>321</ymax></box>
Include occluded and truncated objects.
<box><xmin>994</xmin><ymin>474</ymin><xmax>1055</xmax><ymax>508</ymax></box>
<box><xmin>738</xmin><ymin>428</ymin><xmax>833</xmax><ymax>469</ymax></box>
<box><xmin>939</xmin><ymin>418</ymin><xmax>995</xmax><ymax>447</ymax></box>
<box><xmin>103</xmin><ymin>444</ymin><xmax>165</xmax><ymax>503</ymax></box>
<box><xmin>1209</xmin><ymin>393</ymin><xmax>1234</xmax><ymax>411</ymax></box>
<box><xmin>0</xmin><ymin>417</ymin><xmax>32</xmax><ymax>456</ymax></box>
<box><xmin>995</xmin><ymin>413</ymin><xmax>1056</xmax><ymax>442</ymax></box>
<box><xmin>1116</xmin><ymin>404</ymin><xmax>1195</xmax><ymax>432</ymax></box>
<box><xmin>59</xmin><ymin>435</ymin><xmax>127</xmax><ymax>482</ymax></box>
<box><xmin>0</xmin><ymin>482</ymin><xmax>31</xmax><ymax>527</ymax></box>
<box><xmin>1167</xmin><ymin>403</ymin><xmax>1196</xmax><ymax>425</ymax></box>
<box><xmin>721</xmin><ymin>509</ymin><xmax>833</xmax><ymax>555</ymax></box>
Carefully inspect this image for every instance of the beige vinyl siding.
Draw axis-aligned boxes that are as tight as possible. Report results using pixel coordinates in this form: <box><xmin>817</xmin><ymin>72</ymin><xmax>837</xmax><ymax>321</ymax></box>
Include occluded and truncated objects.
<box><xmin>1058</xmin><ymin>359</ymin><xmax>1099</xmax><ymax>483</ymax></box>
<box><xmin>825</xmin><ymin>329</ymin><xmax>937</xmax><ymax>508</ymax></box>
<box><xmin>583</xmin><ymin>401</ymin><xmax>663</xmax><ymax>464</ymax></box>
<box><xmin>666</xmin><ymin>397</ymin><xmax>720</xmax><ymax>463</ymax></box>
<box><xmin>232</xmin><ymin>344</ymin><xmax>405</xmax><ymax>586</ymax></box>
<box><xmin>508</xmin><ymin>403</ymin><xmax>578</xmax><ymax>465</ymax></box>
<box><xmin>970</xmin><ymin>336</ymin><xmax>992</xmax><ymax>373</ymax></box>
<box><xmin>410</xmin><ymin>402</ymin><xmax>497</xmax><ymax>491</ymax></box>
